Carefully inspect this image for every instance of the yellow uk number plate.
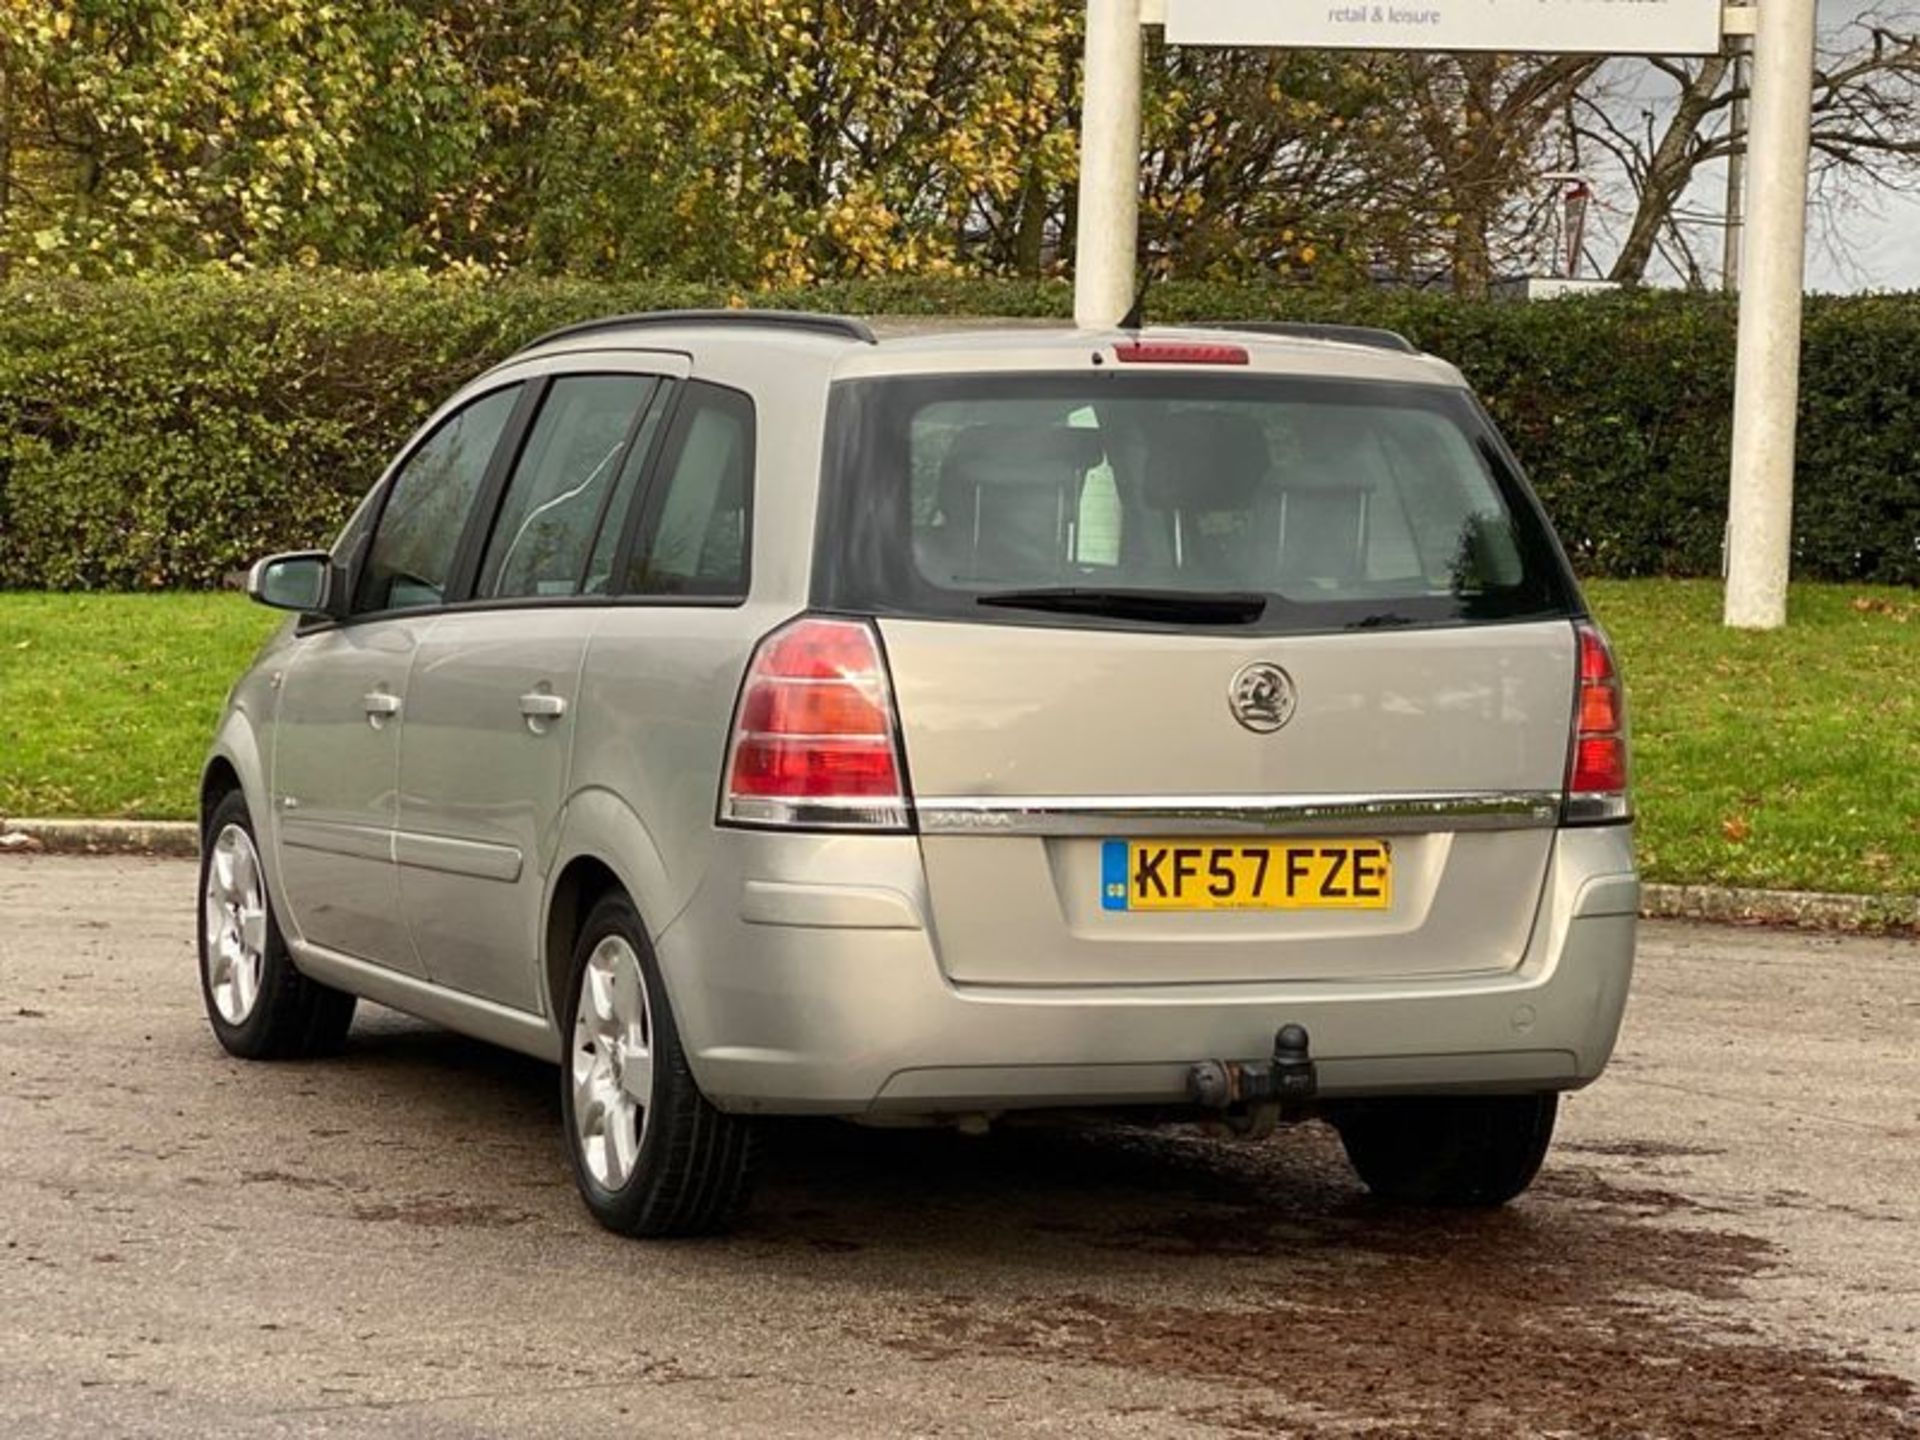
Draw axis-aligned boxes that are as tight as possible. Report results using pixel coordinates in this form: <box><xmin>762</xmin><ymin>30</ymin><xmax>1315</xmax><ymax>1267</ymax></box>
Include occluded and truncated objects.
<box><xmin>1101</xmin><ymin>839</ymin><xmax>1392</xmax><ymax>912</ymax></box>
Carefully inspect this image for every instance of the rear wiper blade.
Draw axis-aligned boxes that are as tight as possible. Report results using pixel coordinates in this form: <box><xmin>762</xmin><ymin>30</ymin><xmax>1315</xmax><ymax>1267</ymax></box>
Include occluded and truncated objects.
<box><xmin>1348</xmin><ymin>611</ymin><xmax>1416</xmax><ymax>630</ymax></box>
<box><xmin>975</xmin><ymin>587</ymin><xmax>1268</xmax><ymax>625</ymax></box>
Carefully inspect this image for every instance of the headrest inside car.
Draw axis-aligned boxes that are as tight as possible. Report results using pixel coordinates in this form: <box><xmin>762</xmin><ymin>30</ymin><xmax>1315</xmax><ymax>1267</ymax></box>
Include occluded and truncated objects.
<box><xmin>1143</xmin><ymin>411</ymin><xmax>1272</xmax><ymax>510</ymax></box>
<box><xmin>936</xmin><ymin>425</ymin><xmax>1104</xmax><ymax>521</ymax></box>
<box><xmin>1274</xmin><ymin>416</ymin><xmax>1388</xmax><ymax>495</ymax></box>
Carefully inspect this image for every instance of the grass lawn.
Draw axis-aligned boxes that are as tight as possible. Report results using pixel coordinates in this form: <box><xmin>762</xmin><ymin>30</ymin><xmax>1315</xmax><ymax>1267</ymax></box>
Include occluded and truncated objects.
<box><xmin>2</xmin><ymin>581</ymin><xmax>1917</xmax><ymax>895</ymax></box>
<box><xmin>1</xmin><ymin>594</ymin><xmax>282</xmax><ymax>822</ymax></box>
<box><xmin>1586</xmin><ymin>578</ymin><xmax>1920</xmax><ymax>897</ymax></box>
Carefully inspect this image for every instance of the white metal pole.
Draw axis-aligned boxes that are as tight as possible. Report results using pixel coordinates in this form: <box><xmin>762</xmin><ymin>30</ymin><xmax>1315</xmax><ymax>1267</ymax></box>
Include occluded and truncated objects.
<box><xmin>1724</xmin><ymin>0</ymin><xmax>1817</xmax><ymax>630</ymax></box>
<box><xmin>1074</xmin><ymin>0</ymin><xmax>1144</xmax><ymax>328</ymax></box>
<box><xmin>1722</xmin><ymin>35</ymin><xmax>1751</xmax><ymax>292</ymax></box>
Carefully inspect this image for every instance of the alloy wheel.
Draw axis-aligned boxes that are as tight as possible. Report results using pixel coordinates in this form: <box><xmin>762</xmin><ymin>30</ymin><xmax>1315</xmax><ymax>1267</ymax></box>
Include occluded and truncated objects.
<box><xmin>570</xmin><ymin>934</ymin><xmax>654</xmax><ymax>1189</ymax></box>
<box><xmin>203</xmin><ymin>823</ymin><xmax>269</xmax><ymax>1026</ymax></box>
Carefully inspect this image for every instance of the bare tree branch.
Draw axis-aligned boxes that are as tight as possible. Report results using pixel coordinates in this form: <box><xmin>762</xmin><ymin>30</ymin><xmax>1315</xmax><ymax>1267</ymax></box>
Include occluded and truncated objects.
<box><xmin>1573</xmin><ymin>9</ymin><xmax>1920</xmax><ymax>284</ymax></box>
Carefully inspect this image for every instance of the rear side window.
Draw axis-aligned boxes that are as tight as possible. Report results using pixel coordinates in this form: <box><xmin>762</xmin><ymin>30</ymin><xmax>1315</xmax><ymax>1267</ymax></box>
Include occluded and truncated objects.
<box><xmin>579</xmin><ymin>384</ymin><xmax>674</xmax><ymax>595</ymax></box>
<box><xmin>815</xmin><ymin>374</ymin><xmax>1574</xmax><ymax>633</ymax></box>
<box><xmin>477</xmin><ymin>374</ymin><xmax>658</xmax><ymax>599</ymax></box>
<box><xmin>623</xmin><ymin>382</ymin><xmax>753</xmax><ymax>599</ymax></box>
<box><xmin>357</xmin><ymin>384</ymin><xmax>521</xmax><ymax>614</ymax></box>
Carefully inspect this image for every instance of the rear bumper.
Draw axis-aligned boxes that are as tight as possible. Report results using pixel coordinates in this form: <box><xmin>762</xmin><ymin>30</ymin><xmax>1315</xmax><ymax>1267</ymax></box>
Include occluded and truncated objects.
<box><xmin>655</xmin><ymin>826</ymin><xmax>1636</xmax><ymax>1116</ymax></box>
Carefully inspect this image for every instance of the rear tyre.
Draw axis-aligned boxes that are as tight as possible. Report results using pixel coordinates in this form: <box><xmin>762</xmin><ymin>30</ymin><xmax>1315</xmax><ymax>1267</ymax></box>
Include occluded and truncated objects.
<box><xmin>1331</xmin><ymin>1093</ymin><xmax>1558</xmax><ymax>1208</ymax></box>
<box><xmin>198</xmin><ymin>790</ymin><xmax>357</xmax><ymax>1060</ymax></box>
<box><xmin>560</xmin><ymin>893</ymin><xmax>760</xmax><ymax>1238</ymax></box>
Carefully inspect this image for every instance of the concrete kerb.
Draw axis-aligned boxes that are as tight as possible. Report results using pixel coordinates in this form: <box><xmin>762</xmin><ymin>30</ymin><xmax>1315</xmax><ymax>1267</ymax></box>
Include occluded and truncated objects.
<box><xmin>1638</xmin><ymin>882</ymin><xmax>1920</xmax><ymax>934</ymax></box>
<box><xmin>2</xmin><ymin>818</ymin><xmax>200</xmax><ymax>859</ymax></box>
<box><xmin>5</xmin><ymin>817</ymin><xmax>1918</xmax><ymax>935</ymax></box>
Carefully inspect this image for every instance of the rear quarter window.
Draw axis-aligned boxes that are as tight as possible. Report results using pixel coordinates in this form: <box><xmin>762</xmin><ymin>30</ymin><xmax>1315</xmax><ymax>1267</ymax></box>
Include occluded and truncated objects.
<box><xmin>622</xmin><ymin>382</ymin><xmax>754</xmax><ymax>599</ymax></box>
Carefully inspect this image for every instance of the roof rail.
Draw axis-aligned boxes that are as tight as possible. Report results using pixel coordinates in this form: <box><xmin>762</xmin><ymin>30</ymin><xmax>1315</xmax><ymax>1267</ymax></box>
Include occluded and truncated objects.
<box><xmin>516</xmin><ymin>309</ymin><xmax>877</xmax><ymax>355</ymax></box>
<box><xmin>1206</xmin><ymin>322</ymin><xmax>1418</xmax><ymax>356</ymax></box>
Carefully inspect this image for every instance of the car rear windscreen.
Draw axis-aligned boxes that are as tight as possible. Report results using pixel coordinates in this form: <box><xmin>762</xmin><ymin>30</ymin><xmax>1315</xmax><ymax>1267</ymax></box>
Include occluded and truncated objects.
<box><xmin>813</xmin><ymin>372</ymin><xmax>1579</xmax><ymax>634</ymax></box>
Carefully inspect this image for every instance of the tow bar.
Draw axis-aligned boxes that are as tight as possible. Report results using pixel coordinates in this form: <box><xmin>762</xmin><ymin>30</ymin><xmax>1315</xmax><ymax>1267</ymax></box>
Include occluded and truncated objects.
<box><xmin>1188</xmin><ymin>1024</ymin><xmax>1318</xmax><ymax>1110</ymax></box>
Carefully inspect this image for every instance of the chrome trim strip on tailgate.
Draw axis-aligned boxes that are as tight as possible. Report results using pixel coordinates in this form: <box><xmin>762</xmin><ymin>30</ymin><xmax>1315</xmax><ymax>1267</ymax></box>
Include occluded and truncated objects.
<box><xmin>915</xmin><ymin>791</ymin><xmax>1562</xmax><ymax>837</ymax></box>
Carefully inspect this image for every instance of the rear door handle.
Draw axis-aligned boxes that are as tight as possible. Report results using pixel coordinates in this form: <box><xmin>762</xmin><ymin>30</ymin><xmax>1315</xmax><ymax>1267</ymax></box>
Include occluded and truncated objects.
<box><xmin>520</xmin><ymin>690</ymin><xmax>568</xmax><ymax>734</ymax></box>
<box><xmin>363</xmin><ymin>691</ymin><xmax>402</xmax><ymax>726</ymax></box>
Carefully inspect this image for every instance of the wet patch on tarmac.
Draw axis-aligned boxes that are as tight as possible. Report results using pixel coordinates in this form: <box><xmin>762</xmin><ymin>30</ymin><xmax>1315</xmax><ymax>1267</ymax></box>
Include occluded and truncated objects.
<box><xmin>1561</xmin><ymin>1137</ymin><xmax>1726</xmax><ymax>1161</ymax></box>
<box><xmin>292</xmin><ymin>1037</ymin><xmax>1916</xmax><ymax>1439</ymax></box>
<box><xmin>741</xmin><ymin>1122</ymin><xmax>1918</xmax><ymax>1438</ymax></box>
<box><xmin>53</xmin><ymin>985</ymin><xmax>1908</xmax><ymax>1437</ymax></box>
<box><xmin>346</xmin><ymin>1197</ymin><xmax>536</xmax><ymax>1229</ymax></box>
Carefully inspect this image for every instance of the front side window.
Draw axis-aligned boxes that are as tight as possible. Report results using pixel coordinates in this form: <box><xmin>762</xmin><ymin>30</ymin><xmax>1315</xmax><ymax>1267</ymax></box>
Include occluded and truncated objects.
<box><xmin>477</xmin><ymin>375</ymin><xmax>658</xmax><ymax>600</ymax></box>
<box><xmin>328</xmin><ymin>488</ymin><xmax>380</xmax><ymax>582</ymax></box>
<box><xmin>356</xmin><ymin>385</ymin><xmax>521</xmax><ymax>614</ymax></box>
<box><xmin>816</xmin><ymin>374</ymin><xmax>1573</xmax><ymax>633</ymax></box>
<box><xmin>624</xmin><ymin>383</ymin><xmax>754</xmax><ymax>598</ymax></box>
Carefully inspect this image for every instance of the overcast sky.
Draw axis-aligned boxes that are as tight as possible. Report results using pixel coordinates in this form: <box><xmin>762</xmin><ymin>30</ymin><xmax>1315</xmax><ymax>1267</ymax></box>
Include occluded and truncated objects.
<box><xmin>1581</xmin><ymin>0</ymin><xmax>1919</xmax><ymax>292</ymax></box>
<box><xmin>1811</xmin><ymin>196</ymin><xmax>1920</xmax><ymax>291</ymax></box>
<box><xmin>1804</xmin><ymin>0</ymin><xmax>1920</xmax><ymax>289</ymax></box>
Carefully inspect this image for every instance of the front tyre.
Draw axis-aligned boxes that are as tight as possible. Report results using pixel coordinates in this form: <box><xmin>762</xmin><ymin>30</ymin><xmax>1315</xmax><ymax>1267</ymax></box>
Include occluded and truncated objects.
<box><xmin>561</xmin><ymin>893</ymin><xmax>759</xmax><ymax>1238</ymax></box>
<box><xmin>198</xmin><ymin>790</ymin><xmax>356</xmax><ymax>1060</ymax></box>
<box><xmin>1331</xmin><ymin>1093</ymin><xmax>1558</xmax><ymax>1208</ymax></box>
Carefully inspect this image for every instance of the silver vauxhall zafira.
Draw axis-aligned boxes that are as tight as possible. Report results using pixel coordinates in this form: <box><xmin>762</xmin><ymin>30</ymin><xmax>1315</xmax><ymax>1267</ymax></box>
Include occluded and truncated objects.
<box><xmin>200</xmin><ymin>312</ymin><xmax>1637</xmax><ymax>1236</ymax></box>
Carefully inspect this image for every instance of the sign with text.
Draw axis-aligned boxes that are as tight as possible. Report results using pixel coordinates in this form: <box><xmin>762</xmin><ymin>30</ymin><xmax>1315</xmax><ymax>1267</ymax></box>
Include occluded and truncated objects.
<box><xmin>1164</xmin><ymin>0</ymin><xmax>1724</xmax><ymax>55</ymax></box>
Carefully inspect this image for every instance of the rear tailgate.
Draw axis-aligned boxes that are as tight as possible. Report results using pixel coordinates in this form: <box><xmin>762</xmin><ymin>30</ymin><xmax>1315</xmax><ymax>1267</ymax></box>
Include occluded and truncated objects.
<box><xmin>886</xmin><ymin>618</ymin><xmax>1574</xmax><ymax>985</ymax></box>
<box><xmin>814</xmin><ymin>352</ymin><xmax>1590</xmax><ymax>987</ymax></box>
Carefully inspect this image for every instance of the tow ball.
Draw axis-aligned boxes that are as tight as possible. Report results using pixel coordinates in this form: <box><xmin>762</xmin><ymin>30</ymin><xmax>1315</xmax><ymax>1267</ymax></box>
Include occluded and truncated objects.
<box><xmin>1188</xmin><ymin>1024</ymin><xmax>1317</xmax><ymax>1110</ymax></box>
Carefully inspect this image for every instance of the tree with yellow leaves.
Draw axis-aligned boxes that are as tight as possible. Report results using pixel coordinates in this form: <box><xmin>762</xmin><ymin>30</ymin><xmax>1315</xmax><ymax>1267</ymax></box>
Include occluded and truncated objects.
<box><xmin>0</xmin><ymin>0</ymin><xmax>479</xmax><ymax>276</ymax></box>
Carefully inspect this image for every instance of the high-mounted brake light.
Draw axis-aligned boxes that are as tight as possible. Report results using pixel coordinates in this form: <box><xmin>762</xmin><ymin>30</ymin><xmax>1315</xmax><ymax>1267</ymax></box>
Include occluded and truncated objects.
<box><xmin>1565</xmin><ymin>621</ymin><xmax>1630</xmax><ymax>823</ymax></box>
<box><xmin>720</xmin><ymin>617</ymin><xmax>911</xmax><ymax>831</ymax></box>
<box><xmin>1112</xmin><ymin>340</ymin><xmax>1250</xmax><ymax>366</ymax></box>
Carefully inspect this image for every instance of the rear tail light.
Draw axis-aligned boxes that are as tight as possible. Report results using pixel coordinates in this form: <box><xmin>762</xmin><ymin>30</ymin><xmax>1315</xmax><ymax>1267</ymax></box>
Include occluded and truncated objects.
<box><xmin>720</xmin><ymin>616</ymin><xmax>911</xmax><ymax>830</ymax></box>
<box><xmin>1565</xmin><ymin>621</ymin><xmax>1630</xmax><ymax>823</ymax></box>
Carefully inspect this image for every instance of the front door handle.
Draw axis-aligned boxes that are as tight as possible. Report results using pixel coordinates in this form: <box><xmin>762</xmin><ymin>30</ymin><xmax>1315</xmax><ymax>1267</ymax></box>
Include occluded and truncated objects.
<box><xmin>363</xmin><ymin>691</ymin><xmax>402</xmax><ymax>729</ymax></box>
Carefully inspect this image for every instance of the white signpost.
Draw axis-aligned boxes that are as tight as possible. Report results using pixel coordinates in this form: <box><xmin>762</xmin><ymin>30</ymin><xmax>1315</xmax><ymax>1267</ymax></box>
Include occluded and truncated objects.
<box><xmin>1076</xmin><ymin>0</ymin><xmax>1816</xmax><ymax>629</ymax></box>
<box><xmin>1165</xmin><ymin>0</ymin><xmax>1723</xmax><ymax>56</ymax></box>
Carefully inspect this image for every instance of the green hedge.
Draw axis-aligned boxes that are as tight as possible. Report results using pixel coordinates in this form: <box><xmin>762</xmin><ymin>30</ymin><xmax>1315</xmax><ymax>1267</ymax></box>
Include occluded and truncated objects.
<box><xmin>1</xmin><ymin>271</ymin><xmax>1916</xmax><ymax>589</ymax></box>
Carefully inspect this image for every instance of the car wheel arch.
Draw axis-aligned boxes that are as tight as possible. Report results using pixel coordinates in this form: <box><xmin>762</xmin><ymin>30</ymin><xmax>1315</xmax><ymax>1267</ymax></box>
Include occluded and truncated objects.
<box><xmin>542</xmin><ymin>787</ymin><xmax>678</xmax><ymax>1023</ymax></box>
<box><xmin>201</xmin><ymin>714</ymin><xmax>268</xmax><ymax>843</ymax></box>
<box><xmin>544</xmin><ymin>855</ymin><xmax>627</xmax><ymax>1021</ymax></box>
<box><xmin>200</xmin><ymin>755</ymin><xmax>244</xmax><ymax>835</ymax></box>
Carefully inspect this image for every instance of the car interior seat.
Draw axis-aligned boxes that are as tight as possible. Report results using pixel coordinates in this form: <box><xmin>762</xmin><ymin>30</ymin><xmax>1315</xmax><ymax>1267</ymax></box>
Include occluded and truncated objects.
<box><xmin>918</xmin><ymin>424</ymin><xmax>1106</xmax><ymax>587</ymax></box>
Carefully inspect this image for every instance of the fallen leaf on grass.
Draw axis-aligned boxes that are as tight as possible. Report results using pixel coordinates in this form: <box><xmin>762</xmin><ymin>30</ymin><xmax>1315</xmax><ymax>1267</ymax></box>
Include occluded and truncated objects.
<box><xmin>1851</xmin><ymin>595</ymin><xmax>1915</xmax><ymax>621</ymax></box>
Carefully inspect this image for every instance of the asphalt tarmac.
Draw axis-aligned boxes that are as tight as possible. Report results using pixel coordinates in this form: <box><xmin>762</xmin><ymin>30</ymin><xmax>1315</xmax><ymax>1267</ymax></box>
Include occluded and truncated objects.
<box><xmin>2</xmin><ymin>856</ymin><xmax>1915</xmax><ymax>1437</ymax></box>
